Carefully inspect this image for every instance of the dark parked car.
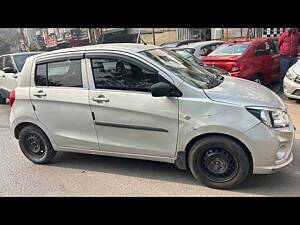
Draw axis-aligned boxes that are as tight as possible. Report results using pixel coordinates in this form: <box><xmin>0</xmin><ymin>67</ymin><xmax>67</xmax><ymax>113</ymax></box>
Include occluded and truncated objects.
<box><xmin>167</xmin><ymin>47</ymin><xmax>230</xmax><ymax>76</ymax></box>
<box><xmin>160</xmin><ymin>39</ymin><xmax>203</xmax><ymax>48</ymax></box>
<box><xmin>179</xmin><ymin>40</ymin><xmax>225</xmax><ymax>60</ymax></box>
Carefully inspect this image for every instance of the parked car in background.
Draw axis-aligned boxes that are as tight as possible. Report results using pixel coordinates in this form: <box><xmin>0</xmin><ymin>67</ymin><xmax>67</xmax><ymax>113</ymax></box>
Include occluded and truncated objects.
<box><xmin>0</xmin><ymin>52</ymin><xmax>42</xmax><ymax>104</ymax></box>
<box><xmin>160</xmin><ymin>39</ymin><xmax>203</xmax><ymax>48</ymax></box>
<box><xmin>180</xmin><ymin>40</ymin><xmax>225</xmax><ymax>60</ymax></box>
<box><xmin>10</xmin><ymin>44</ymin><xmax>295</xmax><ymax>189</ymax></box>
<box><xmin>202</xmin><ymin>38</ymin><xmax>280</xmax><ymax>85</ymax></box>
<box><xmin>168</xmin><ymin>47</ymin><xmax>230</xmax><ymax>76</ymax></box>
<box><xmin>284</xmin><ymin>59</ymin><xmax>300</xmax><ymax>99</ymax></box>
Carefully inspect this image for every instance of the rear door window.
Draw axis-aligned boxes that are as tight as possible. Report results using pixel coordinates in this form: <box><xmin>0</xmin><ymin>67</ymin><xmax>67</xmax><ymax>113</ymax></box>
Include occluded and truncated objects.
<box><xmin>270</xmin><ymin>40</ymin><xmax>280</xmax><ymax>54</ymax></box>
<box><xmin>255</xmin><ymin>41</ymin><xmax>271</xmax><ymax>56</ymax></box>
<box><xmin>35</xmin><ymin>59</ymin><xmax>83</xmax><ymax>88</ymax></box>
<box><xmin>35</xmin><ymin>64</ymin><xmax>47</xmax><ymax>86</ymax></box>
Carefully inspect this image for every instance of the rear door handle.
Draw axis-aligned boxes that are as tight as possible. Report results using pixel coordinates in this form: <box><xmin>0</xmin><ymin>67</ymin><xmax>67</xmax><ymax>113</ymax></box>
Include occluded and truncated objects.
<box><xmin>33</xmin><ymin>91</ymin><xmax>47</xmax><ymax>97</ymax></box>
<box><xmin>93</xmin><ymin>95</ymin><xmax>110</xmax><ymax>103</ymax></box>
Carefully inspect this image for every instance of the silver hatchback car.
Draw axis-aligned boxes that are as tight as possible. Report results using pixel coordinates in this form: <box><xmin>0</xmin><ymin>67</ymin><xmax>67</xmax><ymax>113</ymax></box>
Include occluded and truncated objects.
<box><xmin>10</xmin><ymin>43</ymin><xmax>295</xmax><ymax>189</ymax></box>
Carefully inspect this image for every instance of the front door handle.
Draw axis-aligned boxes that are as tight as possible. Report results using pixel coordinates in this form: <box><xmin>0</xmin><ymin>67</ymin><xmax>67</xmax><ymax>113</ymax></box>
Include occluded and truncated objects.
<box><xmin>93</xmin><ymin>95</ymin><xmax>110</xmax><ymax>103</ymax></box>
<box><xmin>33</xmin><ymin>91</ymin><xmax>47</xmax><ymax>97</ymax></box>
<box><xmin>2</xmin><ymin>75</ymin><xmax>5</xmax><ymax>78</ymax></box>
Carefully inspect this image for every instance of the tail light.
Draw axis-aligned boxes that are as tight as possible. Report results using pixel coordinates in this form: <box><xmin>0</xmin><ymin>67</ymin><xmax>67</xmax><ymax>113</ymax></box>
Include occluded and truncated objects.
<box><xmin>224</xmin><ymin>62</ymin><xmax>244</xmax><ymax>72</ymax></box>
<box><xmin>9</xmin><ymin>90</ymin><xmax>15</xmax><ymax>107</ymax></box>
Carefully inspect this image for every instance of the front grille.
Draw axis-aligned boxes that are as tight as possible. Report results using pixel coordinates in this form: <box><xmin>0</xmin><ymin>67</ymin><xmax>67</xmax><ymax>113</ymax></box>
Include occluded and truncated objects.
<box><xmin>292</xmin><ymin>89</ymin><xmax>300</xmax><ymax>96</ymax></box>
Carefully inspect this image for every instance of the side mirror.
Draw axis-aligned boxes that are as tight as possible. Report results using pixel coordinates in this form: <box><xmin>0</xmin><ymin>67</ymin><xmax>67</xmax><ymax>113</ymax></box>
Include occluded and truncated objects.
<box><xmin>151</xmin><ymin>82</ymin><xmax>173</xmax><ymax>97</ymax></box>
<box><xmin>3</xmin><ymin>67</ymin><xmax>17</xmax><ymax>74</ymax></box>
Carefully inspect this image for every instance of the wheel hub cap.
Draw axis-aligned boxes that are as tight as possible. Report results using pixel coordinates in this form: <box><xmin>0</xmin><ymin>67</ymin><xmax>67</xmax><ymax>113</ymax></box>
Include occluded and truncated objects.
<box><xmin>26</xmin><ymin>134</ymin><xmax>44</xmax><ymax>155</ymax></box>
<box><xmin>199</xmin><ymin>148</ymin><xmax>238</xmax><ymax>182</ymax></box>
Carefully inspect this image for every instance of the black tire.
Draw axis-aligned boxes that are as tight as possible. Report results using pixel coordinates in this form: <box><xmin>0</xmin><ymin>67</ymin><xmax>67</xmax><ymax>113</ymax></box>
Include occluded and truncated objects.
<box><xmin>0</xmin><ymin>94</ymin><xmax>6</xmax><ymax>104</ymax></box>
<box><xmin>18</xmin><ymin>125</ymin><xmax>57</xmax><ymax>164</ymax></box>
<box><xmin>252</xmin><ymin>74</ymin><xmax>264</xmax><ymax>85</ymax></box>
<box><xmin>188</xmin><ymin>136</ymin><xmax>250</xmax><ymax>189</ymax></box>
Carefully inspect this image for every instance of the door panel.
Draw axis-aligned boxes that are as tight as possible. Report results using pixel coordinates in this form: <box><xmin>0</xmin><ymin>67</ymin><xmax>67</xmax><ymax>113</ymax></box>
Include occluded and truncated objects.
<box><xmin>86</xmin><ymin>55</ymin><xmax>179</xmax><ymax>158</ymax></box>
<box><xmin>90</xmin><ymin>90</ymin><xmax>179</xmax><ymax>157</ymax></box>
<box><xmin>30</xmin><ymin>58</ymin><xmax>99</xmax><ymax>150</ymax></box>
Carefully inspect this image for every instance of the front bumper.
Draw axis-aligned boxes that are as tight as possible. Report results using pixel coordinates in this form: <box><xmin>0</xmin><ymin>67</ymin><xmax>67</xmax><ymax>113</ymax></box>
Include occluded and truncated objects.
<box><xmin>244</xmin><ymin>118</ymin><xmax>295</xmax><ymax>174</ymax></box>
<box><xmin>284</xmin><ymin>77</ymin><xmax>300</xmax><ymax>100</ymax></box>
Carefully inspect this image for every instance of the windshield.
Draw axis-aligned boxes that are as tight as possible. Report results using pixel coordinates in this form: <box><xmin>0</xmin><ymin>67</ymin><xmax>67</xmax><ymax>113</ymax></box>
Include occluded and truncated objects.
<box><xmin>13</xmin><ymin>53</ymin><xmax>40</xmax><ymax>71</ymax></box>
<box><xmin>141</xmin><ymin>48</ymin><xmax>223</xmax><ymax>89</ymax></box>
<box><xmin>173</xmin><ymin>49</ymin><xmax>204</xmax><ymax>66</ymax></box>
<box><xmin>209</xmin><ymin>43</ymin><xmax>250</xmax><ymax>56</ymax></box>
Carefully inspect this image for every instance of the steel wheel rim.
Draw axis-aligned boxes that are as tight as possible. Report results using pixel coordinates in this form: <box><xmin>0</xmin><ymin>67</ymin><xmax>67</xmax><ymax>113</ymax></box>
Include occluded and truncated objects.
<box><xmin>24</xmin><ymin>133</ymin><xmax>45</xmax><ymax>157</ymax></box>
<box><xmin>254</xmin><ymin>78</ymin><xmax>262</xmax><ymax>84</ymax></box>
<box><xmin>198</xmin><ymin>148</ymin><xmax>239</xmax><ymax>183</ymax></box>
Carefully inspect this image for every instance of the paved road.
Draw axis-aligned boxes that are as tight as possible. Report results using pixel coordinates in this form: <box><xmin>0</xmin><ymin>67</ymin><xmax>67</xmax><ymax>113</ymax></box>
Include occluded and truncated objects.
<box><xmin>1</xmin><ymin>91</ymin><xmax>300</xmax><ymax>196</ymax></box>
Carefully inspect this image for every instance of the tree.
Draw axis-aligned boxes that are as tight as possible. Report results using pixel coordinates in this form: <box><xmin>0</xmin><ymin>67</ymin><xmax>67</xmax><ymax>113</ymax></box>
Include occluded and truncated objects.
<box><xmin>0</xmin><ymin>36</ymin><xmax>11</xmax><ymax>55</ymax></box>
<box><xmin>0</xmin><ymin>28</ymin><xmax>21</xmax><ymax>53</ymax></box>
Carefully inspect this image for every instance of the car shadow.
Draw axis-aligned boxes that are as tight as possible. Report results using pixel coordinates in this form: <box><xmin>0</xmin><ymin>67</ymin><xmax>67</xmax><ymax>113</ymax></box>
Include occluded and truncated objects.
<box><xmin>49</xmin><ymin>151</ymin><xmax>200</xmax><ymax>186</ymax></box>
<box><xmin>44</xmin><ymin>139</ymin><xmax>300</xmax><ymax>196</ymax></box>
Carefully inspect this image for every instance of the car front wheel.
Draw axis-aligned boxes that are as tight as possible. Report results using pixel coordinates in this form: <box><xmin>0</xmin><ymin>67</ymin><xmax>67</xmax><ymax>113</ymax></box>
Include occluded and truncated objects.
<box><xmin>188</xmin><ymin>136</ymin><xmax>250</xmax><ymax>189</ymax></box>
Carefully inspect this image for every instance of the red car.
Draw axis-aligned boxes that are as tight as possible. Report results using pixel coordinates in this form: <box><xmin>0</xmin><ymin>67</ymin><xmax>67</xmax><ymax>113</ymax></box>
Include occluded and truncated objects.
<box><xmin>202</xmin><ymin>38</ymin><xmax>280</xmax><ymax>85</ymax></box>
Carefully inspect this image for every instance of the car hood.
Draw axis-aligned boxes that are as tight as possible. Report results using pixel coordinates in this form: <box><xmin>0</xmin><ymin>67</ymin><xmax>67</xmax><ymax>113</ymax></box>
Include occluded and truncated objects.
<box><xmin>204</xmin><ymin>76</ymin><xmax>286</xmax><ymax>109</ymax></box>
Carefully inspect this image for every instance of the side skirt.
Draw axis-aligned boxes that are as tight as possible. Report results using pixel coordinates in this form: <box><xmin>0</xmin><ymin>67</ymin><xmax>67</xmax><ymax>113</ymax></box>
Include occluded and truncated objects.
<box><xmin>54</xmin><ymin>146</ymin><xmax>175</xmax><ymax>164</ymax></box>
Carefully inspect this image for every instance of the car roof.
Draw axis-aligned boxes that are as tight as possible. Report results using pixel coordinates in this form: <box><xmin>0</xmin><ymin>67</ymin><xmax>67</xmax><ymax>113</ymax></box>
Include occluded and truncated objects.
<box><xmin>160</xmin><ymin>41</ymin><xmax>180</xmax><ymax>46</ymax></box>
<box><xmin>0</xmin><ymin>52</ymin><xmax>43</xmax><ymax>57</ymax></box>
<box><xmin>223</xmin><ymin>37</ymin><xmax>278</xmax><ymax>45</ymax></box>
<box><xmin>180</xmin><ymin>40</ymin><xmax>225</xmax><ymax>48</ymax></box>
<box><xmin>35</xmin><ymin>43</ymin><xmax>160</xmax><ymax>58</ymax></box>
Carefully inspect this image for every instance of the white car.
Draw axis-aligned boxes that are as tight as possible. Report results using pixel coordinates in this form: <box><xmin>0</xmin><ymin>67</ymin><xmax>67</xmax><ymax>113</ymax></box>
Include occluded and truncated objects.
<box><xmin>0</xmin><ymin>52</ymin><xmax>41</xmax><ymax>104</ymax></box>
<box><xmin>10</xmin><ymin>44</ymin><xmax>295</xmax><ymax>189</ymax></box>
<box><xmin>284</xmin><ymin>60</ymin><xmax>300</xmax><ymax>99</ymax></box>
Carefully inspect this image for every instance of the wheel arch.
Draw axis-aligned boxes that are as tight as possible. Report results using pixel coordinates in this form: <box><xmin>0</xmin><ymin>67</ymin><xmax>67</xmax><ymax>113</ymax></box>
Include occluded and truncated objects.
<box><xmin>253</xmin><ymin>72</ymin><xmax>265</xmax><ymax>84</ymax></box>
<box><xmin>178</xmin><ymin>133</ymin><xmax>253</xmax><ymax>173</ymax></box>
<box><xmin>14</xmin><ymin>122</ymin><xmax>49</xmax><ymax>142</ymax></box>
<box><xmin>14</xmin><ymin>122</ymin><xmax>45</xmax><ymax>140</ymax></box>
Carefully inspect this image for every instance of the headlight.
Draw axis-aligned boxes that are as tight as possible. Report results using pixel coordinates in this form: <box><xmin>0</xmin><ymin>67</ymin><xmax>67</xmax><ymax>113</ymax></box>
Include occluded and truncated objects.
<box><xmin>286</xmin><ymin>68</ymin><xmax>298</xmax><ymax>82</ymax></box>
<box><xmin>246</xmin><ymin>106</ymin><xmax>289</xmax><ymax>128</ymax></box>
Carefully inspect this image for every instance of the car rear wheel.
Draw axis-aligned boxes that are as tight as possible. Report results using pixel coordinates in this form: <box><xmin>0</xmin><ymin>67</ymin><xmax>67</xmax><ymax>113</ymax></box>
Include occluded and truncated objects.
<box><xmin>18</xmin><ymin>125</ymin><xmax>57</xmax><ymax>164</ymax></box>
<box><xmin>188</xmin><ymin>136</ymin><xmax>250</xmax><ymax>189</ymax></box>
<box><xmin>252</xmin><ymin>74</ymin><xmax>264</xmax><ymax>85</ymax></box>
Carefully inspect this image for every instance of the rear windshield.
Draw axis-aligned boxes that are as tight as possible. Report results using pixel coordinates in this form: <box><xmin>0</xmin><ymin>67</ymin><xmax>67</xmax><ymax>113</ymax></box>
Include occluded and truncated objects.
<box><xmin>209</xmin><ymin>43</ymin><xmax>250</xmax><ymax>56</ymax></box>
